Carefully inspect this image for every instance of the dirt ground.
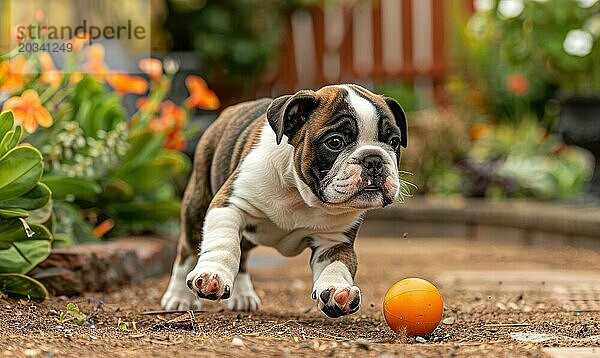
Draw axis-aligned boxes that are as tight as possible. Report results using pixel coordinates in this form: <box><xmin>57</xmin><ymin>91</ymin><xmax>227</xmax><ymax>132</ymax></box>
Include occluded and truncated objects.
<box><xmin>2</xmin><ymin>237</ymin><xmax>600</xmax><ymax>357</ymax></box>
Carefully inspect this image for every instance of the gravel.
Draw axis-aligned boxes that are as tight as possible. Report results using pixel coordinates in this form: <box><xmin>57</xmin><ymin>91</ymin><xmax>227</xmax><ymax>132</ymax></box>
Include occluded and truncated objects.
<box><xmin>1</xmin><ymin>237</ymin><xmax>600</xmax><ymax>357</ymax></box>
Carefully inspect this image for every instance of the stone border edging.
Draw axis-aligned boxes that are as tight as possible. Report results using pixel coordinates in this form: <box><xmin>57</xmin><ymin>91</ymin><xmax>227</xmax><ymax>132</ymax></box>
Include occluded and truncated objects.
<box><xmin>364</xmin><ymin>197</ymin><xmax>600</xmax><ymax>243</ymax></box>
<box><xmin>31</xmin><ymin>236</ymin><xmax>176</xmax><ymax>296</ymax></box>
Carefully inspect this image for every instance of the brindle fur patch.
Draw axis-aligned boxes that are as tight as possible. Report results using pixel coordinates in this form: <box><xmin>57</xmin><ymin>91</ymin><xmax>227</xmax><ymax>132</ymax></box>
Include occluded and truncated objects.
<box><xmin>317</xmin><ymin>242</ymin><xmax>358</xmax><ymax>278</ymax></box>
<box><xmin>239</xmin><ymin>236</ymin><xmax>257</xmax><ymax>273</ymax></box>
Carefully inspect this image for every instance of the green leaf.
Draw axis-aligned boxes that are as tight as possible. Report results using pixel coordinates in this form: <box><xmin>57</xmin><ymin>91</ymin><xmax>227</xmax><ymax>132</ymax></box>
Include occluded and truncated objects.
<box><xmin>0</xmin><ymin>112</ymin><xmax>14</xmax><ymax>143</ymax></box>
<box><xmin>116</xmin><ymin>151</ymin><xmax>190</xmax><ymax>194</ymax></box>
<box><xmin>66</xmin><ymin>303</ymin><xmax>87</xmax><ymax>325</ymax></box>
<box><xmin>116</xmin><ymin>131</ymin><xmax>165</xmax><ymax>175</ymax></box>
<box><xmin>0</xmin><ymin>223</ymin><xmax>52</xmax><ymax>274</ymax></box>
<box><xmin>107</xmin><ymin>199</ymin><xmax>180</xmax><ymax>222</ymax></box>
<box><xmin>42</xmin><ymin>176</ymin><xmax>101</xmax><ymax>200</ymax></box>
<box><xmin>6</xmin><ymin>125</ymin><xmax>22</xmax><ymax>151</ymax></box>
<box><xmin>0</xmin><ymin>130</ymin><xmax>16</xmax><ymax>157</ymax></box>
<box><xmin>27</xmin><ymin>198</ymin><xmax>53</xmax><ymax>225</ymax></box>
<box><xmin>0</xmin><ymin>183</ymin><xmax>50</xmax><ymax>210</ymax></box>
<box><xmin>0</xmin><ymin>208</ymin><xmax>29</xmax><ymax>218</ymax></box>
<box><xmin>102</xmin><ymin>178</ymin><xmax>134</xmax><ymax>202</ymax></box>
<box><xmin>0</xmin><ymin>147</ymin><xmax>43</xmax><ymax>201</ymax></box>
<box><xmin>118</xmin><ymin>322</ymin><xmax>128</xmax><ymax>331</ymax></box>
<box><xmin>0</xmin><ymin>273</ymin><xmax>48</xmax><ymax>301</ymax></box>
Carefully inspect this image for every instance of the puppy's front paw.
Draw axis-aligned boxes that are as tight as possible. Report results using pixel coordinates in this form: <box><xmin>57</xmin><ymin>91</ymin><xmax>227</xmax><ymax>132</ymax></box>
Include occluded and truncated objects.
<box><xmin>186</xmin><ymin>270</ymin><xmax>233</xmax><ymax>301</ymax></box>
<box><xmin>312</xmin><ymin>284</ymin><xmax>361</xmax><ymax>318</ymax></box>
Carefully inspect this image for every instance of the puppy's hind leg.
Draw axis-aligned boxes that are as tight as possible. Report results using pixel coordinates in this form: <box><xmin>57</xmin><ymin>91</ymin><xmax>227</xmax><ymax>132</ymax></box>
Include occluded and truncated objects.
<box><xmin>226</xmin><ymin>237</ymin><xmax>261</xmax><ymax>312</ymax></box>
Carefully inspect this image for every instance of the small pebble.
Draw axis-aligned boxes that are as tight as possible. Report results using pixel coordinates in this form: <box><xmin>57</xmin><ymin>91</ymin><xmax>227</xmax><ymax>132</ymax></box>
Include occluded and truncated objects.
<box><xmin>415</xmin><ymin>336</ymin><xmax>427</xmax><ymax>343</ymax></box>
<box><xmin>23</xmin><ymin>349</ymin><xmax>41</xmax><ymax>357</ymax></box>
<box><xmin>47</xmin><ymin>310</ymin><xmax>58</xmax><ymax>316</ymax></box>
<box><xmin>495</xmin><ymin>302</ymin><xmax>507</xmax><ymax>310</ymax></box>
<box><xmin>356</xmin><ymin>338</ymin><xmax>370</xmax><ymax>350</ymax></box>
<box><xmin>378</xmin><ymin>354</ymin><xmax>397</xmax><ymax>358</ymax></box>
<box><xmin>442</xmin><ymin>317</ymin><xmax>455</xmax><ymax>325</ymax></box>
<box><xmin>299</xmin><ymin>342</ymin><xmax>310</xmax><ymax>349</ymax></box>
<box><xmin>508</xmin><ymin>302</ymin><xmax>519</xmax><ymax>310</ymax></box>
<box><xmin>231</xmin><ymin>337</ymin><xmax>244</xmax><ymax>347</ymax></box>
<box><xmin>522</xmin><ymin>305</ymin><xmax>533</xmax><ymax>313</ymax></box>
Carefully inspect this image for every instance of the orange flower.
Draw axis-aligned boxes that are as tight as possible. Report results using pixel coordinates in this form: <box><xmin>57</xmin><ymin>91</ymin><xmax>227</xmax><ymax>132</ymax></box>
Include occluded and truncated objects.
<box><xmin>38</xmin><ymin>52</ymin><xmax>62</xmax><ymax>88</ymax></box>
<box><xmin>507</xmin><ymin>73</ymin><xmax>529</xmax><ymax>95</ymax></box>
<box><xmin>139</xmin><ymin>58</ymin><xmax>162</xmax><ymax>82</ymax></box>
<box><xmin>165</xmin><ymin>131</ymin><xmax>186</xmax><ymax>151</ymax></box>
<box><xmin>69</xmin><ymin>71</ymin><xmax>83</xmax><ymax>84</ymax></box>
<box><xmin>161</xmin><ymin>101</ymin><xmax>185</xmax><ymax>127</ymax></box>
<box><xmin>149</xmin><ymin>101</ymin><xmax>185</xmax><ymax>131</ymax></box>
<box><xmin>71</xmin><ymin>33</ymin><xmax>90</xmax><ymax>52</ymax></box>
<box><xmin>469</xmin><ymin>123</ymin><xmax>490</xmax><ymax>140</ymax></box>
<box><xmin>184</xmin><ymin>75</ymin><xmax>220</xmax><ymax>110</ymax></box>
<box><xmin>106</xmin><ymin>72</ymin><xmax>148</xmax><ymax>95</ymax></box>
<box><xmin>2</xmin><ymin>89</ymin><xmax>53</xmax><ymax>133</ymax></box>
<box><xmin>82</xmin><ymin>44</ymin><xmax>109</xmax><ymax>80</ymax></box>
<box><xmin>93</xmin><ymin>219</ymin><xmax>115</xmax><ymax>238</ymax></box>
<box><xmin>0</xmin><ymin>56</ymin><xmax>27</xmax><ymax>92</ymax></box>
<box><xmin>149</xmin><ymin>101</ymin><xmax>187</xmax><ymax>150</ymax></box>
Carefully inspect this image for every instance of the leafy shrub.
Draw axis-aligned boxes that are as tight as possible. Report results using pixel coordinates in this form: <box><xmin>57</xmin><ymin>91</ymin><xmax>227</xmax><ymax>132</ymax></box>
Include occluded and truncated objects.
<box><xmin>0</xmin><ymin>111</ymin><xmax>52</xmax><ymax>300</ymax></box>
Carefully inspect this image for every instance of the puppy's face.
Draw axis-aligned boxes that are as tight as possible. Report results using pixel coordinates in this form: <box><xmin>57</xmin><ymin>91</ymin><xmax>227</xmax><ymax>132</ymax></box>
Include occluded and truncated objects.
<box><xmin>267</xmin><ymin>84</ymin><xmax>407</xmax><ymax>209</ymax></box>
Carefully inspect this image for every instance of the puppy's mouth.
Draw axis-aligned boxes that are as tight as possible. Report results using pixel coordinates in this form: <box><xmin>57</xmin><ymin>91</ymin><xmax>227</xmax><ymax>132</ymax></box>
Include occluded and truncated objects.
<box><xmin>362</xmin><ymin>179</ymin><xmax>381</xmax><ymax>192</ymax></box>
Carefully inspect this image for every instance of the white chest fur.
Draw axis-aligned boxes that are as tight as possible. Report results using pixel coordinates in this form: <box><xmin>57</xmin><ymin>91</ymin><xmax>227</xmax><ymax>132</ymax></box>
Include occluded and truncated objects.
<box><xmin>228</xmin><ymin>121</ymin><xmax>363</xmax><ymax>256</ymax></box>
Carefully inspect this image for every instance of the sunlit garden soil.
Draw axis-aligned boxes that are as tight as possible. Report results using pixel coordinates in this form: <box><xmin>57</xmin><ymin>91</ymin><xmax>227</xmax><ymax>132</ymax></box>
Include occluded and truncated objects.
<box><xmin>2</xmin><ymin>237</ymin><xmax>600</xmax><ymax>357</ymax></box>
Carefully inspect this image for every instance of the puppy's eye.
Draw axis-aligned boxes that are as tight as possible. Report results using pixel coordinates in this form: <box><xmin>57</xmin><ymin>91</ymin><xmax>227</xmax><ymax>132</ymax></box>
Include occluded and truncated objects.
<box><xmin>389</xmin><ymin>136</ymin><xmax>401</xmax><ymax>150</ymax></box>
<box><xmin>325</xmin><ymin>135</ymin><xmax>345</xmax><ymax>151</ymax></box>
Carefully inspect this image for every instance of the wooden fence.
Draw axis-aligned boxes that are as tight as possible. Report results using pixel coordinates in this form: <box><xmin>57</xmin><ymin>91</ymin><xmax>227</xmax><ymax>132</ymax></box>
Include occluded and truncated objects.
<box><xmin>256</xmin><ymin>0</ymin><xmax>454</xmax><ymax>103</ymax></box>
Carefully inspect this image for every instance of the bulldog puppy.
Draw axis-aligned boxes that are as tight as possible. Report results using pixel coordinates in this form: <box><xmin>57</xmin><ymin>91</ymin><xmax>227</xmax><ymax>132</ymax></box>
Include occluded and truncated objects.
<box><xmin>161</xmin><ymin>84</ymin><xmax>407</xmax><ymax>318</ymax></box>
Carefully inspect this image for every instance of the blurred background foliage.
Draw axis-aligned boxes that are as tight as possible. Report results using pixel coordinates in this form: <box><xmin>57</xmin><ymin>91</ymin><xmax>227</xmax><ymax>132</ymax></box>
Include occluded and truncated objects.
<box><xmin>156</xmin><ymin>0</ymin><xmax>320</xmax><ymax>99</ymax></box>
<box><xmin>409</xmin><ymin>0</ymin><xmax>597</xmax><ymax>200</ymax></box>
<box><xmin>0</xmin><ymin>0</ymin><xmax>598</xmax><ymax>241</ymax></box>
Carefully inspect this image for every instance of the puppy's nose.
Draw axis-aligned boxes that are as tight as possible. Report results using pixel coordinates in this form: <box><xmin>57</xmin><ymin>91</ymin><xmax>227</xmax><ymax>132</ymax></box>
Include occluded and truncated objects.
<box><xmin>361</xmin><ymin>155</ymin><xmax>383</xmax><ymax>176</ymax></box>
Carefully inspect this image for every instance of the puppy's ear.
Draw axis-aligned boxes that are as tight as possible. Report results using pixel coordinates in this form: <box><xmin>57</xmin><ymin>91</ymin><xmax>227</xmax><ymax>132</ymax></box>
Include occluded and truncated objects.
<box><xmin>383</xmin><ymin>96</ymin><xmax>408</xmax><ymax>148</ymax></box>
<box><xmin>267</xmin><ymin>90</ymin><xmax>318</xmax><ymax>145</ymax></box>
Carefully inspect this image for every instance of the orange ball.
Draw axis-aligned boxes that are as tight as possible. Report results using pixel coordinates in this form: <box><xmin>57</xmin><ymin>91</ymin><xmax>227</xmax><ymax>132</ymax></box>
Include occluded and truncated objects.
<box><xmin>383</xmin><ymin>278</ymin><xmax>443</xmax><ymax>336</ymax></box>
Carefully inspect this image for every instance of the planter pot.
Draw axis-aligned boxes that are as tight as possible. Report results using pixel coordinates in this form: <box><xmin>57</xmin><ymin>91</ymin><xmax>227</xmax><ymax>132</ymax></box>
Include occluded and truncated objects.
<box><xmin>557</xmin><ymin>96</ymin><xmax>600</xmax><ymax>198</ymax></box>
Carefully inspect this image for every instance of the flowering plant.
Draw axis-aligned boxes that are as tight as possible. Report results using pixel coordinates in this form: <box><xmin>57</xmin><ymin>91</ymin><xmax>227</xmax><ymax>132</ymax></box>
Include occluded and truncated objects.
<box><xmin>471</xmin><ymin>0</ymin><xmax>600</xmax><ymax>96</ymax></box>
<box><xmin>0</xmin><ymin>41</ymin><xmax>220</xmax><ymax>243</ymax></box>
